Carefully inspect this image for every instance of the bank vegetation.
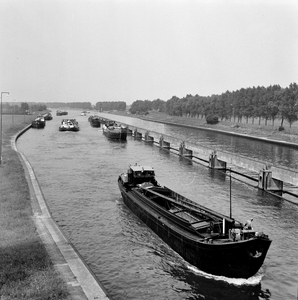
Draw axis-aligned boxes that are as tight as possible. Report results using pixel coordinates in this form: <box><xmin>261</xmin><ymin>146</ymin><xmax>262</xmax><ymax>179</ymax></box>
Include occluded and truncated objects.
<box><xmin>129</xmin><ymin>82</ymin><xmax>298</xmax><ymax>129</ymax></box>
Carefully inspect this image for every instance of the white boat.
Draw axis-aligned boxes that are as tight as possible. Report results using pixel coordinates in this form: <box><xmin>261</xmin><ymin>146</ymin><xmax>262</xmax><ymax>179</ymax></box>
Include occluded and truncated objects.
<box><xmin>59</xmin><ymin>119</ymin><xmax>80</xmax><ymax>132</ymax></box>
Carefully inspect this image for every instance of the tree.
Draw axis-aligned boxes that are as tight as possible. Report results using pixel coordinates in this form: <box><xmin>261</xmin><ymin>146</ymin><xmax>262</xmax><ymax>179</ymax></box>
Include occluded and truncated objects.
<box><xmin>151</xmin><ymin>99</ymin><xmax>166</xmax><ymax>112</ymax></box>
<box><xmin>267</xmin><ymin>101</ymin><xmax>279</xmax><ymax>126</ymax></box>
<box><xmin>129</xmin><ymin>100</ymin><xmax>151</xmax><ymax>114</ymax></box>
<box><xmin>281</xmin><ymin>84</ymin><xmax>298</xmax><ymax>128</ymax></box>
<box><xmin>20</xmin><ymin>102</ymin><xmax>29</xmax><ymax>112</ymax></box>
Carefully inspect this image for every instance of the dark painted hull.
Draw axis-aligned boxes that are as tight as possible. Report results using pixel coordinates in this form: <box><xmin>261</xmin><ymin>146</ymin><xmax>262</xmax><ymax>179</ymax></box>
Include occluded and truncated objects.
<box><xmin>58</xmin><ymin>126</ymin><xmax>79</xmax><ymax>132</ymax></box>
<box><xmin>31</xmin><ymin>120</ymin><xmax>46</xmax><ymax>128</ymax></box>
<box><xmin>90</xmin><ymin>121</ymin><xmax>101</xmax><ymax>128</ymax></box>
<box><xmin>103</xmin><ymin>127</ymin><xmax>127</xmax><ymax>140</ymax></box>
<box><xmin>118</xmin><ymin>181</ymin><xmax>271</xmax><ymax>279</ymax></box>
<box><xmin>56</xmin><ymin>111</ymin><xmax>68</xmax><ymax>116</ymax></box>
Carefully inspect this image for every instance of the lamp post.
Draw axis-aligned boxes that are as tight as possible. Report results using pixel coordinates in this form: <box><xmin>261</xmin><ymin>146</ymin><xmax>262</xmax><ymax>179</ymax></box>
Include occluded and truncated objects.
<box><xmin>0</xmin><ymin>92</ymin><xmax>10</xmax><ymax>165</ymax></box>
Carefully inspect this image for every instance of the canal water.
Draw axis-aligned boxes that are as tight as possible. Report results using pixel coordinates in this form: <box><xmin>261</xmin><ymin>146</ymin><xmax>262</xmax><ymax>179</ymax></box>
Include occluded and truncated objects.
<box><xmin>17</xmin><ymin>110</ymin><xmax>298</xmax><ymax>300</ymax></box>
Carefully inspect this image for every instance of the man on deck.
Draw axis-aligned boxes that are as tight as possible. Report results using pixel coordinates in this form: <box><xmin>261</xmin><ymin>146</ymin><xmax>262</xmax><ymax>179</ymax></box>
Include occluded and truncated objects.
<box><xmin>244</xmin><ymin>218</ymin><xmax>253</xmax><ymax>230</ymax></box>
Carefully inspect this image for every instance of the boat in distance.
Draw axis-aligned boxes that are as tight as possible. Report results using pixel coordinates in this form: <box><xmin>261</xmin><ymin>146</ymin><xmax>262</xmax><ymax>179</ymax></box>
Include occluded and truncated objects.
<box><xmin>59</xmin><ymin>119</ymin><xmax>80</xmax><ymax>131</ymax></box>
<box><xmin>44</xmin><ymin>112</ymin><xmax>53</xmax><ymax>120</ymax></box>
<box><xmin>88</xmin><ymin>115</ymin><xmax>101</xmax><ymax>127</ymax></box>
<box><xmin>102</xmin><ymin>121</ymin><xmax>127</xmax><ymax>140</ymax></box>
<box><xmin>56</xmin><ymin>110</ymin><xmax>68</xmax><ymax>116</ymax></box>
<box><xmin>118</xmin><ymin>165</ymin><xmax>272</xmax><ymax>279</ymax></box>
<box><xmin>31</xmin><ymin>116</ymin><xmax>46</xmax><ymax>128</ymax></box>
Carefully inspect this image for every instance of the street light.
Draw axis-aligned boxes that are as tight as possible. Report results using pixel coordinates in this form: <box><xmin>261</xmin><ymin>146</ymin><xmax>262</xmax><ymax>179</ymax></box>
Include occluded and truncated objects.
<box><xmin>0</xmin><ymin>92</ymin><xmax>10</xmax><ymax>165</ymax></box>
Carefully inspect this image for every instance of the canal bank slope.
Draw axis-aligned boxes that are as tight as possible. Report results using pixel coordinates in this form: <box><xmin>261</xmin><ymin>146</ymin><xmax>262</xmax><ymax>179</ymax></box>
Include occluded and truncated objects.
<box><xmin>0</xmin><ymin>121</ymin><xmax>110</xmax><ymax>300</ymax></box>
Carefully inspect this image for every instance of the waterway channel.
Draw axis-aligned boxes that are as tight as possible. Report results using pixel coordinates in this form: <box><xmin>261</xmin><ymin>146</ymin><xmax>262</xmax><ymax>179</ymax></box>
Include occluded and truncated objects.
<box><xmin>17</xmin><ymin>110</ymin><xmax>298</xmax><ymax>300</ymax></box>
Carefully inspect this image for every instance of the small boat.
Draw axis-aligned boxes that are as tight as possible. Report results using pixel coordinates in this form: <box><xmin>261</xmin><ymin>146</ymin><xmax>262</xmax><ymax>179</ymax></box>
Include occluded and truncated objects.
<box><xmin>118</xmin><ymin>165</ymin><xmax>272</xmax><ymax>279</ymax></box>
<box><xmin>59</xmin><ymin>119</ymin><xmax>80</xmax><ymax>131</ymax></box>
<box><xmin>102</xmin><ymin>121</ymin><xmax>127</xmax><ymax>140</ymax></box>
<box><xmin>31</xmin><ymin>116</ymin><xmax>46</xmax><ymax>128</ymax></box>
<box><xmin>81</xmin><ymin>111</ymin><xmax>87</xmax><ymax>116</ymax></box>
<box><xmin>88</xmin><ymin>115</ymin><xmax>101</xmax><ymax>127</ymax></box>
<box><xmin>56</xmin><ymin>110</ymin><xmax>68</xmax><ymax>116</ymax></box>
<box><xmin>44</xmin><ymin>113</ymin><xmax>53</xmax><ymax>120</ymax></box>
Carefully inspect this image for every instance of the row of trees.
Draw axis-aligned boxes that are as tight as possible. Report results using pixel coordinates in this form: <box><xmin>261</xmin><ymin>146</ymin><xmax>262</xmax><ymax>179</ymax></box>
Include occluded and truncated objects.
<box><xmin>129</xmin><ymin>83</ymin><xmax>298</xmax><ymax>127</ymax></box>
<box><xmin>2</xmin><ymin>101</ymin><xmax>125</xmax><ymax>113</ymax></box>
<box><xmin>1</xmin><ymin>102</ymin><xmax>44</xmax><ymax>114</ymax></box>
<box><xmin>129</xmin><ymin>99</ymin><xmax>165</xmax><ymax>114</ymax></box>
<box><xmin>45</xmin><ymin>102</ymin><xmax>93</xmax><ymax>110</ymax></box>
<box><xmin>95</xmin><ymin>101</ymin><xmax>126</xmax><ymax>111</ymax></box>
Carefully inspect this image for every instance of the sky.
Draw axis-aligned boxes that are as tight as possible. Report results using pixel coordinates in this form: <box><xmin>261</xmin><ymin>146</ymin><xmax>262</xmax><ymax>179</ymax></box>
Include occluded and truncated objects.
<box><xmin>0</xmin><ymin>0</ymin><xmax>298</xmax><ymax>105</ymax></box>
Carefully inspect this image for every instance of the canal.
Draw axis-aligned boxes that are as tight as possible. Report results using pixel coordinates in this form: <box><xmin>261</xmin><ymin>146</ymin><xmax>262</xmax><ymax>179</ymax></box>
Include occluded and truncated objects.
<box><xmin>17</xmin><ymin>110</ymin><xmax>298</xmax><ymax>300</ymax></box>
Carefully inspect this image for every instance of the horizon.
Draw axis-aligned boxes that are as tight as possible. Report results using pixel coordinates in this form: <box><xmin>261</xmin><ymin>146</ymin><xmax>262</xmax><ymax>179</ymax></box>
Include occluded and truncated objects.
<box><xmin>1</xmin><ymin>80</ymin><xmax>296</xmax><ymax>107</ymax></box>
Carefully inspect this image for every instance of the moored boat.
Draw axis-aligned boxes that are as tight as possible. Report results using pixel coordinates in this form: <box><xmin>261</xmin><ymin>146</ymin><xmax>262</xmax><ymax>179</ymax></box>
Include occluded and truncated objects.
<box><xmin>56</xmin><ymin>110</ymin><xmax>68</xmax><ymax>116</ymax></box>
<box><xmin>44</xmin><ymin>112</ymin><xmax>53</xmax><ymax>120</ymax></box>
<box><xmin>88</xmin><ymin>115</ymin><xmax>101</xmax><ymax>127</ymax></box>
<box><xmin>118</xmin><ymin>165</ymin><xmax>272</xmax><ymax>279</ymax></box>
<box><xmin>102</xmin><ymin>121</ymin><xmax>127</xmax><ymax>140</ymax></box>
<box><xmin>31</xmin><ymin>116</ymin><xmax>46</xmax><ymax>128</ymax></box>
<box><xmin>59</xmin><ymin>119</ymin><xmax>80</xmax><ymax>131</ymax></box>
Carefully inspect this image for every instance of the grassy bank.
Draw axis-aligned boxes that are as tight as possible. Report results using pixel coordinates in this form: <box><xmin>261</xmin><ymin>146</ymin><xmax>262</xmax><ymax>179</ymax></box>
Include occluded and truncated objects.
<box><xmin>0</xmin><ymin>115</ymin><xmax>70</xmax><ymax>299</ymax></box>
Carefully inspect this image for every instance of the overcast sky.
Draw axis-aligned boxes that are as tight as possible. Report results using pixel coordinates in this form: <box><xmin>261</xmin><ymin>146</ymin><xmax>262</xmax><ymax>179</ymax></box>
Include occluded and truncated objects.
<box><xmin>1</xmin><ymin>0</ymin><xmax>297</xmax><ymax>104</ymax></box>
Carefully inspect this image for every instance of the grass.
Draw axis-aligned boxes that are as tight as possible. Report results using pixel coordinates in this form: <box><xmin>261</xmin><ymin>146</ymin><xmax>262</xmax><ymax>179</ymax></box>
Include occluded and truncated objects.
<box><xmin>0</xmin><ymin>114</ymin><xmax>70</xmax><ymax>299</ymax></box>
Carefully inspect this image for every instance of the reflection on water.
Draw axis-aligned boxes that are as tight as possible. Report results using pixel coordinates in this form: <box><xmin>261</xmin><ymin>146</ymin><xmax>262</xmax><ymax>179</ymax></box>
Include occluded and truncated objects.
<box><xmin>17</xmin><ymin>110</ymin><xmax>298</xmax><ymax>300</ymax></box>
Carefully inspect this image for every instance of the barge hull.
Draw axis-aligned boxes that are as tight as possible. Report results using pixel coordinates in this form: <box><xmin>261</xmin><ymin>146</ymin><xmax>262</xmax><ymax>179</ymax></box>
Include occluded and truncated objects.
<box><xmin>119</xmin><ymin>183</ymin><xmax>271</xmax><ymax>279</ymax></box>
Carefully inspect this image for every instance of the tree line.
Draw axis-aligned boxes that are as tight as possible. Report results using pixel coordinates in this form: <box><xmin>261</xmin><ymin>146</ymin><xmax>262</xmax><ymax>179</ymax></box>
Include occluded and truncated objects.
<box><xmin>2</xmin><ymin>101</ymin><xmax>126</xmax><ymax>113</ymax></box>
<box><xmin>130</xmin><ymin>83</ymin><xmax>298</xmax><ymax>128</ymax></box>
<box><xmin>45</xmin><ymin>102</ymin><xmax>93</xmax><ymax>109</ymax></box>
<box><xmin>1</xmin><ymin>102</ymin><xmax>46</xmax><ymax>114</ymax></box>
<box><xmin>95</xmin><ymin>101</ymin><xmax>126</xmax><ymax>111</ymax></box>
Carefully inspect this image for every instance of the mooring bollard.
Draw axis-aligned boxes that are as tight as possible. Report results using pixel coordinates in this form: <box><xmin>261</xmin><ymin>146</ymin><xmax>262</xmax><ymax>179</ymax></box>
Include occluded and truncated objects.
<box><xmin>258</xmin><ymin>165</ymin><xmax>283</xmax><ymax>195</ymax></box>
<box><xmin>159</xmin><ymin>135</ymin><xmax>170</xmax><ymax>149</ymax></box>
<box><xmin>133</xmin><ymin>128</ymin><xmax>142</xmax><ymax>139</ymax></box>
<box><xmin>179</xmin><ymin>141</ymin><xmax>193</xmax><ymax>159</ymax></box>
<box><xmin>144</xmin><ymin>131</ymin><xmax>154</xmax><ymax>143</ymax></box>
<box><xmin>209</xmin><ymin>150</ymin><xmax>227</xmax><ymax>169</ymax></box>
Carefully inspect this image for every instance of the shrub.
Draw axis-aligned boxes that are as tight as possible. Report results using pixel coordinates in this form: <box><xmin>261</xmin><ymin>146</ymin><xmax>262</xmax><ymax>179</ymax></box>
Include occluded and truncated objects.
<box><xmin>206</xmin><ymin>115</ymin><xmax>219</xmax><ymax>125</ymax></box>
